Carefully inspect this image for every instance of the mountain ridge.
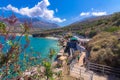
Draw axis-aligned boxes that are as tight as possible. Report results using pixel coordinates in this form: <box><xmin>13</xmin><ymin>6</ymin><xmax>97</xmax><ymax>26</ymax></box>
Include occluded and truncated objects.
<box><xmin>61</xmin><ymin>12</ymin><xmax>120</xmax><ymax>37</ymax></box>
<box><xmin>18</xmin><ymin>17</ymin><xmax>60</xmax><ymax>30</ymax></box>
<box><xmin>0</xmin><ymin>15</ymin><xmax>60</xmax><ymax>30</ymax></box>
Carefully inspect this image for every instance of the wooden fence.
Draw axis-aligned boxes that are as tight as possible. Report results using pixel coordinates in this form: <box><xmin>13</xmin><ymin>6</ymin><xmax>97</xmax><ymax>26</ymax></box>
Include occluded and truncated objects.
<box><xmin>70</xmin><ymin>60</ymin><xmax>93</xmax><ymax>80</ymax></box>
<box><xmin>70</xmin><ymin>60</ymin><xmax>120</xmax><ymax>80</ymax></box>
<box><xmin>86</xmin><ymin>61</ymin><xmax>120</xmax><ymax>77</ymax></box>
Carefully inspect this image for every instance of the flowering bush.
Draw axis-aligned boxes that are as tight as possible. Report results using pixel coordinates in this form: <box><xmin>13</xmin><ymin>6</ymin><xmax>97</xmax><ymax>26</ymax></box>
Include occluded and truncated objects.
<box><xmin>0</xmin><ymin>17</ymin><xmax>31</xmax><ymax>79</ymax></box>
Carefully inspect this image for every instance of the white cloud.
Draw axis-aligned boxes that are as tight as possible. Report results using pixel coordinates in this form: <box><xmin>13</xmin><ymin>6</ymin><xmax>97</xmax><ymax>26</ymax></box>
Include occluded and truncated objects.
<box><xmin>0</xmin><ymin>0</ymin><xmax>66</xmax><ymax>23</ymax></box>
<box><xmin>80</xmin><ymin>11</ymin><xmax>107</xmax><ymax>17</ymax></box>
<box><xmin>92</xmin><ymin>12</ymin><xmax>107</xmax><ymax>16</ymax></box>
<box><xmin>80</xmin><ymin>12</ymin><xmax>90</xmax><ymax>16</ymax></box>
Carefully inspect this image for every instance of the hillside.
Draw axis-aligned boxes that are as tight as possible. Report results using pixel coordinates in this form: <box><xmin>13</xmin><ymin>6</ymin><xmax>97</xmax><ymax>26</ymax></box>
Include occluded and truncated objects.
<box><xmin>61</xmin><ymin>12</ymin><xmax>120</xmax><ymax>37</ymax></box>
<box><xmin>87</xmin><ymin>31</ymin><xmax>120</xmax><ymax>67</ymax></box>
<box><xmin>36</xmin><ymin>12</ymin><xmax>120</xmax><ymax>37</ymax></box>
<box><xmin>19</xmin><ymin>17</ymin><xmax>59</xmax><ymax>30</ymax></box>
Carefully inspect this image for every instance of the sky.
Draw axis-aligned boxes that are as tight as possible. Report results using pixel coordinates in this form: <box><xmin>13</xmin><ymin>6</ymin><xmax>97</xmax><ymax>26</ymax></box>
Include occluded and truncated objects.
<box><xmin>0</xmin><ymin>0</ymin><xmax>120</xmax><ymax>26</ymax></box>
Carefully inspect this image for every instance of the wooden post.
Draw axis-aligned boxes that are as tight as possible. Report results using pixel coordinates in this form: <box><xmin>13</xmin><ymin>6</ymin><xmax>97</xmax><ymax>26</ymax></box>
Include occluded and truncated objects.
<box><xmin>87</xmin><ymin>61</ymin><xmax>90</xmax><ymax>71</ymax></box>
<box><xmin>102</xmin><ymin>65</ymin><xmax>104</xmax><ymax>75</ymax></box>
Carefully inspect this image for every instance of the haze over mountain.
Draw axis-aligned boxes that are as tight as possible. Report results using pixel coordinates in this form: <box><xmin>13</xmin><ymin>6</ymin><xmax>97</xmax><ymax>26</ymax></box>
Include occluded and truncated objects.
<box><xmin>0</xmin><ymin>15</ymin><xmax>60</xmax><ymax>31</ymax></box>
<box><xmin>18</xmin><ymin>17</ymin><xmax>60</xmax><ymax>30</ymax></box>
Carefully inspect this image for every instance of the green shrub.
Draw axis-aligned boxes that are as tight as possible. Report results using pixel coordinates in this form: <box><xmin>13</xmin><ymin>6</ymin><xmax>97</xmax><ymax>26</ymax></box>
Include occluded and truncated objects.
<box><xmin>89</xmin><ymin>30</ymin><xmax>97</xmax><ymax>38</ymax></box>
<box><xmin>104</xmin><ymin>27</ymin><xmax>120</xmax><ymax>32</ymax></box>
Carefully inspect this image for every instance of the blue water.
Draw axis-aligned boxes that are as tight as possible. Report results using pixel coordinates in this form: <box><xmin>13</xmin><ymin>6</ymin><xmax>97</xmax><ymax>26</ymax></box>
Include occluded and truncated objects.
<box><xmin>0</xmin><ymin>36</ymin><xmax>59</xmax><ymax>58</ymax></box>
<box><xmin>21</xmin><ymin>37</ymin><xmax>59</xmax><ymax>57</ymax></box>
<box><xmin>18</xmin><ymin>36</ymin><xmax>60</xmax><ymax>70</ymax></box>
<box><xmin>0</xmin><ymin>36</ymin><xmax>60</xmax><ymax>79</ymax></box>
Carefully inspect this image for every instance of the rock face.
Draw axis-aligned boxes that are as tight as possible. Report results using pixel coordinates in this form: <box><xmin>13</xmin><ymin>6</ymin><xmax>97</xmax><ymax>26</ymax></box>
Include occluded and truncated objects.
<box><xmin>87</xmin><ymin>32</ymin><xmax>120</xmax><ymax>67</ymax></box>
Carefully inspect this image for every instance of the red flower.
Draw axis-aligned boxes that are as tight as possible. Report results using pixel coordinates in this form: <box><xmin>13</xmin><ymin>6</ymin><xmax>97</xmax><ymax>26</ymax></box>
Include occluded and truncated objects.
<box><xmin>0</xmin><ymin>43</ymin><xmax>3</xmax><ymax>49</ymax></box>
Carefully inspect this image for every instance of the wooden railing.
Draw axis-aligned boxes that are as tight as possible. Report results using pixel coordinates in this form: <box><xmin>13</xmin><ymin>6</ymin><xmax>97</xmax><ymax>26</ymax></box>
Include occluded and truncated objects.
<box><xmin>70</xmin><ymin>60</ymin><xmax>120</xmax><ymax>76</ymax></box>
<box><xmin>70</xmin><ymin>60</ymin><xmax>93</xmax><ymax>80</ymax></box>
<box><xmin>86</xmin><ymin>61</ymin><xmax>120</xmax><ymax>76</ymax></box>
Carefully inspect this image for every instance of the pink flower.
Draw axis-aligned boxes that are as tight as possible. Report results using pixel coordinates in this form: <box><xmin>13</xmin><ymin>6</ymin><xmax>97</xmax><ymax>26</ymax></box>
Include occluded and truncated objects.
<box><xmin>0</xmin><ymin>43</ymin><xmax>3</xmax><ymax>49</ymax></box>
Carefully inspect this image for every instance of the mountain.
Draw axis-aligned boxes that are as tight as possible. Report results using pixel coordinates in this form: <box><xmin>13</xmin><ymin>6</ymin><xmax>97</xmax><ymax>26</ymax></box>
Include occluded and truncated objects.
<box><xmin>18</xmin><ymin>17</ymin><xmax>60</xmax><ymax>30</ymax></box>
<box><xmin>39</xmin><ymin>12</ymin><xmax>120</xmax><ymax>37</ymax></box>
<box><xmin>0</xmin><ymin>15</ymin><xmax>60</xmax><ymax>32</ymax></box>
<box><xmin>60</xmin><ymin>12</ymin><xmax>120</xmax><ymax>37</ymax></box>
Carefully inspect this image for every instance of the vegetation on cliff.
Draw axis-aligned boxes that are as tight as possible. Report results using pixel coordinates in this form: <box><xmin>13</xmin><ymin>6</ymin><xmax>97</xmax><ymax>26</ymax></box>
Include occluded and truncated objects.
<box><xmin>63</xmin><ymin>12</ymin><xmax>120</xmax><ymax>37</ymax></box>
<box><xmin>44</xmin><ymin>12</ymin><xmax>120</xmax><ymax>38</ymax></box>
<box><xmin>87</xmin><ymin>31</ymin><xmax>120</xmax><ymax>67</ymax></box>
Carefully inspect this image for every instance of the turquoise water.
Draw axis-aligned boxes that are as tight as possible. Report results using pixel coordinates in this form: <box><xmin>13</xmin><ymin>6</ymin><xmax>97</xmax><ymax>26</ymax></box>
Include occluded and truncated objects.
<box><xmin>21</xmin><ymin>37</ymin><xmax>59</xmax><ymax>57</ymax></box>
<box><xmin>0</xmin><ymin>36</ymin><xmax>60</xmax><ymax>79</ymax></box>
<box><xmin>18</xmin><ymin>36</ymin><xmax>60</xmax><ymax>70</ymax></box>
<box><xmin>0</xmin><ymin>36</ymin><xmax>59</xmax><ymax>58</ymax></box>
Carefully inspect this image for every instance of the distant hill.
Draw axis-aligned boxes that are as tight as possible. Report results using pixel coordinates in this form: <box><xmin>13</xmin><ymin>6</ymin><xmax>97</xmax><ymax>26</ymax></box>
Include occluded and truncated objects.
<box><xmin>60</xmin><ymin>12</ymin><xmax>120</xmax><ymax>37</ymax></box>
<box><xmin>18</xmin><ymin>17</ymin><xmax>60</xmax><ymax>30</ymax></box>
<box><xmin>0</xmin><ymin>15</ymin><xmax>60</xmax><ymax>32</ymax></box>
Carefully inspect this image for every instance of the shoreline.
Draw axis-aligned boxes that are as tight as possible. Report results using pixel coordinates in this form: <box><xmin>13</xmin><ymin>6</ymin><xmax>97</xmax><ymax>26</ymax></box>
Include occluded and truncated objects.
<box><xmin>15</xmin><ymin>33</ymin><xmax>32</xmax><ymax>37</ymax></box>
<box><xmin>45</xmin><ymin>36</ymin><xmax>59</xmax><ymax>40</ymax></box>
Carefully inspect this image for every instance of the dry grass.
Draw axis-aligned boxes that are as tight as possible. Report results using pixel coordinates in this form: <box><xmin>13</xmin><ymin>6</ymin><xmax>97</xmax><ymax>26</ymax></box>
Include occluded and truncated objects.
<box><xmin>87</xmin><ymin>31</ymin><xmax>120</xmax><ymax>67</ymax></box>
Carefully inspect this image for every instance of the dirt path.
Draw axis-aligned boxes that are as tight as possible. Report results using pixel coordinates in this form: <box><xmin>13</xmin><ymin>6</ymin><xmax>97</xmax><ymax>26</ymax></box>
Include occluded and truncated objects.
<box><xmin>78</xmin><ymin>52</ymin><xmax>86</xmax><ymax>66</ymax></box>
<box><xmin>61</xmin><ymin>61</ymin><xmax>77</xmax><ymax>80</ymax></box>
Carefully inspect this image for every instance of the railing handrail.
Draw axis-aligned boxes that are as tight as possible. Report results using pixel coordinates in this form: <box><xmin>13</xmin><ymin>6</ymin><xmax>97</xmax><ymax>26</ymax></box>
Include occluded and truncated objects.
<box><xmin>87</xmin><ymin>61</ymin><xmax>120</xmax><ymax>70</ymax></box>
<box><xmin>70</xmin><ymin>60</ymin><xmax>120</xmax><ymax>76</ymax></box>
<box><xmin>87</xmin><ymin>61</ymin><xmax>120</xmax><ymax>76</ymax></box>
